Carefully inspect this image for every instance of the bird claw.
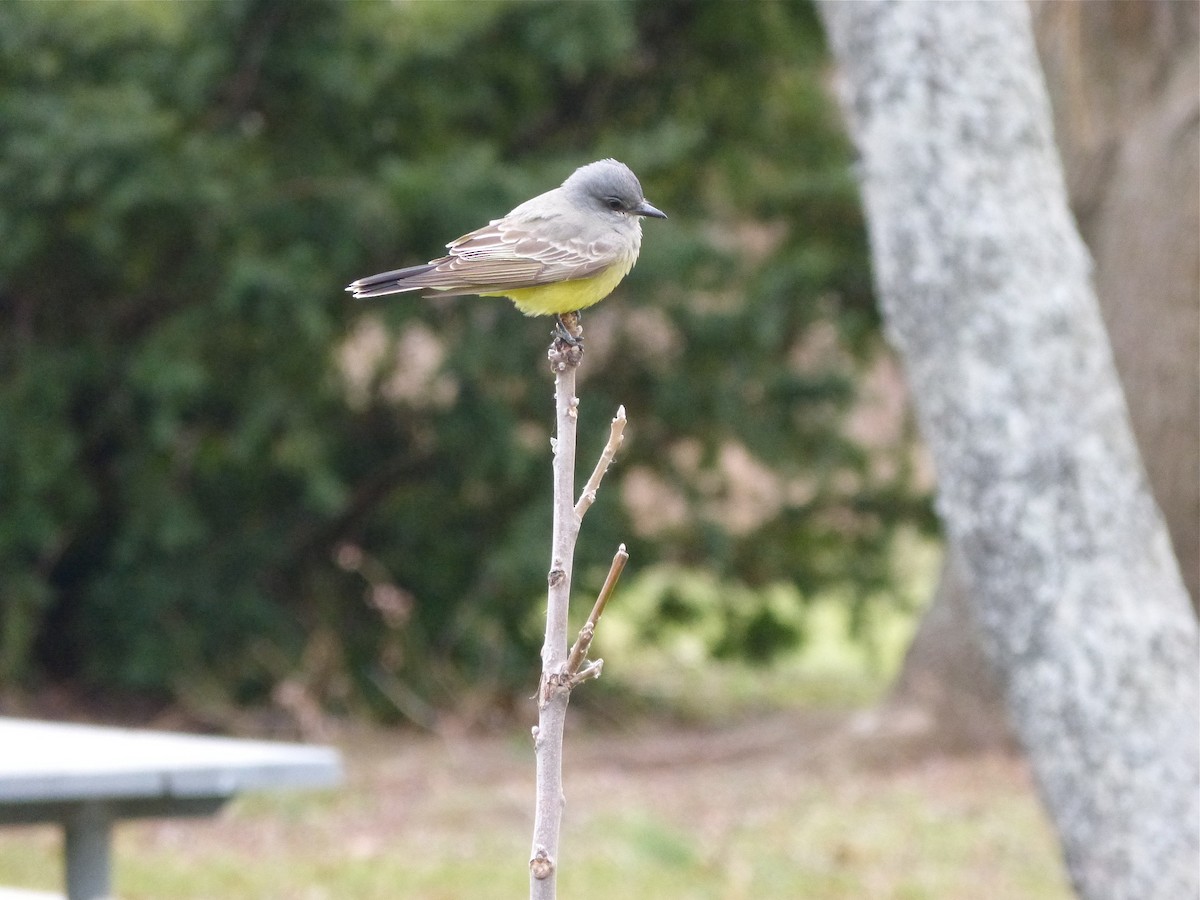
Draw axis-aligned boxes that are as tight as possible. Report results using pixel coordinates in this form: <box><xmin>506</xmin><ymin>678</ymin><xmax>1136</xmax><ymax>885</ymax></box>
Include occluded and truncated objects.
<box><xmin>554</xmin><ymin>313</ymin><xmax>584</xmax><ymax>347</ymax></box>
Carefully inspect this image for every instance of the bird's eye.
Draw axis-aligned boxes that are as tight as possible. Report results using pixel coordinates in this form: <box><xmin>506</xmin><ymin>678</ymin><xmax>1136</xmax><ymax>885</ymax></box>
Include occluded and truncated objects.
<box><xmin>605</xmin><ymin>198</ymin><xmax>623</xmax><ymax>211</ymax></box>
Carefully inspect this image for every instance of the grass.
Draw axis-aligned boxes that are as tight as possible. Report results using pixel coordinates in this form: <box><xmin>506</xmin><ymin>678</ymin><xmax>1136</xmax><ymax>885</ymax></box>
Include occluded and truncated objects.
<box><xmin>0</xmin><ymin>742</ymin><xmax>1070</xmax><ymax>899</ymax></box>
<box><xmin>0</xmin><ymin>546</ymin><xmax>1074</xmax><ymax>898</ymax></box>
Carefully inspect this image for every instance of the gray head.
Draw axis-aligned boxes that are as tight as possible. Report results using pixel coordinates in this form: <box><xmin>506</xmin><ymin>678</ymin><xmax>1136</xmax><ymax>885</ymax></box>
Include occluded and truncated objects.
<box><xmin>563</xmin><ymin>159</ymin><xmax>667</xmax><ymax>220</ymax></box>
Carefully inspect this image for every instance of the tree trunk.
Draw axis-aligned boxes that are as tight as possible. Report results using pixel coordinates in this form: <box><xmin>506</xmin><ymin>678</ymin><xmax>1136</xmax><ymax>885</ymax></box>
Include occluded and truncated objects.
<box><xmin>886</xmin><ymin>550</ymin><xmax>1015</xmax><ymax>753</ymax></box>
<box><xmin>885</xmin><ymin>0</ymin><xmax>1200</xmax><ymax>756</ymax></box>
<box><xmin>819</xmin><ymin>3</ymin><xmax>1200</xmax><ymax>898</ymax></box>
<box><xmin>1033</xmin><ymin>0</ymin><xmax>1200</xmax><ymax>606</ymax></box>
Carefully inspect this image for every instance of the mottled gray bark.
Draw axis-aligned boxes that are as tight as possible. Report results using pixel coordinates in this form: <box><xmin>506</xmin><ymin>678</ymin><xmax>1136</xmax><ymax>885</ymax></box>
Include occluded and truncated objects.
<box><xmin>819</xmin><ymin>3</ymin><xmax>1200</xmax><ymax>898</ymax></box>
<box><xmin>1033</xmin><ymin>0</ymin><xmax>1200</xmax><ymax>606</ymax></box>
<box><xmin>888</xmin><ymin>0</ymin><xmax>1200</xmax><ymax>757</ymax></box>
<box><xmin>887</xmin><ymin>549</ymin><xmax>1016</xmax><ymax>753</ymax></box>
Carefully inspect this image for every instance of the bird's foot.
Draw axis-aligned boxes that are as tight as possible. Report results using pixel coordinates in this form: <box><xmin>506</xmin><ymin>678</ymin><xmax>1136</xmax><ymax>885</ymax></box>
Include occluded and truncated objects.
<box><xmin>554</xmin><ymin>312</ymin><xmax>584</xmax><ymax>348</ymax></box>
<box><xmin>548</xmin><ymin>311</ymin><xmax>585</xmax><ymax>371</ymax></box>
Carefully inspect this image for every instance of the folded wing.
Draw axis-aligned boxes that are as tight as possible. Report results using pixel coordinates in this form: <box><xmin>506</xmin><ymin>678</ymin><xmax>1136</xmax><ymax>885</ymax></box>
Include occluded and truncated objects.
<box><xmin>347</xmin><ymin>218</ymin><xmax>619</xmax><ymax>300</ymax></box>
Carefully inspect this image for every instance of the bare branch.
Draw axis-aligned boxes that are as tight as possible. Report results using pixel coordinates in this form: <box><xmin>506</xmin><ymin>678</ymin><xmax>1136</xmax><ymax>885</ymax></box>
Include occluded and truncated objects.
<box><xmin>574</xmin><ymin>405</ymin><xmax>626</xmax><ymax>519</ymax></box>
<box><xmin>565</xmin><ymin>544</ymin><xmax>629</xmax><ymax>677</ymax></box>
<box><xmin>531</xmin><ymin>328</ymin><xmax>630</xmax><ymax>899</ymax></box>
<box><xmin>566</xmin><ymin>658</ymin><xmax>604</xmax><ymax>689</ymax></box>
<box><xmin>529</xmin><ymin>333</ymin><xmax>583</xmax><ymax>900</ymax></box>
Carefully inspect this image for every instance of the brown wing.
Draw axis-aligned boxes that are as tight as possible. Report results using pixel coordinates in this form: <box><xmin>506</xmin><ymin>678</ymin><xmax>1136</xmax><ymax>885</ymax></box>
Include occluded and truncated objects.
<box><xmin>347</xmin><ymin>217</ymin><xmax>619</xmax><ymax>299</ymax></box>
<box><xmin>425</xmin><ymin>218</ymin><xmax>619</xmax><ymax>295</ymax></box>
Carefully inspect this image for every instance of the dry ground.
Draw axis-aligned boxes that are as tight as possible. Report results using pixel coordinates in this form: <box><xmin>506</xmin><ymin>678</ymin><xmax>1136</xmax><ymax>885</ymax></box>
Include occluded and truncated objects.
<box><xmin>0</xmin><ymin>709</ymin><xmax>1073</xmax><ymax>899</ymax></box>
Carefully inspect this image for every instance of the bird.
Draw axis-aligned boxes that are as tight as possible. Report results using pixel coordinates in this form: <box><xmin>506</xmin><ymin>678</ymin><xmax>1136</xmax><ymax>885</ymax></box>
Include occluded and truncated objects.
<box><xmin>346</xmin><ymin>159</ymin><xmax>666</xmax><ymax>341</ymax></box>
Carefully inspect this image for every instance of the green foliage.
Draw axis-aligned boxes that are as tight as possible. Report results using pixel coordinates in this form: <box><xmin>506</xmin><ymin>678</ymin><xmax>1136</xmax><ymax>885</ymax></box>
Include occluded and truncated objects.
<box><xmin>0</xmin><ymin>0</ymin><xmax>930</xmax><ymax>716</ymax></box>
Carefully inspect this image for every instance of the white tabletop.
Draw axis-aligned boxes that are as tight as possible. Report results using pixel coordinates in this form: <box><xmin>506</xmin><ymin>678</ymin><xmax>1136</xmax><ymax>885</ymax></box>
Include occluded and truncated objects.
<box><xmin>0</xmin><ymin>717</ymin><xmax>341</xmax><ymax>809</ymax></box>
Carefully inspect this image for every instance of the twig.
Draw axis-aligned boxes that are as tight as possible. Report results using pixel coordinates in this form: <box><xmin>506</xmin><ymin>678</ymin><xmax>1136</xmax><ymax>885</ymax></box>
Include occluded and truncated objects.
<box><xmin>565</xmin><ymin>544</ymin><xmax>629</xmax><ymax>678</ymax></box>
<box><xmin>575</xmin><ymin>406</ymin><xmax>626</xmax><ymax>519</ymax></box>
<box><xmin>529</xmin><ymin>317</ymin><xmax>628</xmax><ymax>900</ymax></box>
<box><xmin>530</xmin><ymin>328</ymin><xmax>583</xmax><ymax>899</ymax></box>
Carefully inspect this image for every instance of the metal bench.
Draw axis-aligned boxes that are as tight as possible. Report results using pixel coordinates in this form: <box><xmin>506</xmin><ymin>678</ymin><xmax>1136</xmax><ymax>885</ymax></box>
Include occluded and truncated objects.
<box><xmin>0</xmin><ymin>717</ymin><xmax>342</xmax><ymax>900</ymax></box>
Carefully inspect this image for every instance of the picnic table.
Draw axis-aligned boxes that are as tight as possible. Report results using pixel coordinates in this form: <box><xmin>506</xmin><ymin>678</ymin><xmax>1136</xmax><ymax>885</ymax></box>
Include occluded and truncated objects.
<box><xmin>0</xmin><ymin>717</ymin><xmax>342</xmax><ymax>900</ymax></box>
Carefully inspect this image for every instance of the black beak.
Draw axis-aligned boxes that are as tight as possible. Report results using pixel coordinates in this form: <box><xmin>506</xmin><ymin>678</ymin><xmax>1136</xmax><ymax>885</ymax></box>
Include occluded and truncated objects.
<box><xmin>634</xmin><ymin>199</ymin><xmax>667</xmax><ymax>219</ymax></box>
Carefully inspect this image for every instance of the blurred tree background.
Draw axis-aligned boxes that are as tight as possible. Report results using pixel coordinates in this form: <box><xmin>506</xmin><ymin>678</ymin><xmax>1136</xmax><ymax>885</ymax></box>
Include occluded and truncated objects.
<box><xmin>0</xmin><ymin>0</ymin><xmax>932</xmax><ymax>722</ymax></box>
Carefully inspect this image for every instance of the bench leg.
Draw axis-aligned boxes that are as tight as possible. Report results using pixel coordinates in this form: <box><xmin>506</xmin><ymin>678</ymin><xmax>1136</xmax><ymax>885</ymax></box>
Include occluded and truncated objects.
<box><xmin>65</xmin><ymin>803</ymin><xmax>111</xmax><ymax>900</ymax></box>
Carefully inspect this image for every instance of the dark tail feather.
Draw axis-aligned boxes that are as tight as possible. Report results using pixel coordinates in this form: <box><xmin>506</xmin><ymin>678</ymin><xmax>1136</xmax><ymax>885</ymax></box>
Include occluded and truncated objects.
<box><xmin>346</xmin><ymin>262</ymin><xmax>440</xmax><ymax>299</ymax></box>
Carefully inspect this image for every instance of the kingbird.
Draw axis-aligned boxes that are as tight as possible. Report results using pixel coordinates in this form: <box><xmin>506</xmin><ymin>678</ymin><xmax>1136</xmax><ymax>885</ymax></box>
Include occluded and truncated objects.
<box><xmin>346</xmin><ymin>159</ymin><xmax>666</xmax><ymax>334</ymax></box>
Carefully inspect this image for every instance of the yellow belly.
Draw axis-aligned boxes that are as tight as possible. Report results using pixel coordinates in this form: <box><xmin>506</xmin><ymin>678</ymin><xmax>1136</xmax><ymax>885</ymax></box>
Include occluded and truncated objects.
<box><xmin>481</xmin><ymin>255</ymin><xmax>634</xmax><ymax>316</ymax></box>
